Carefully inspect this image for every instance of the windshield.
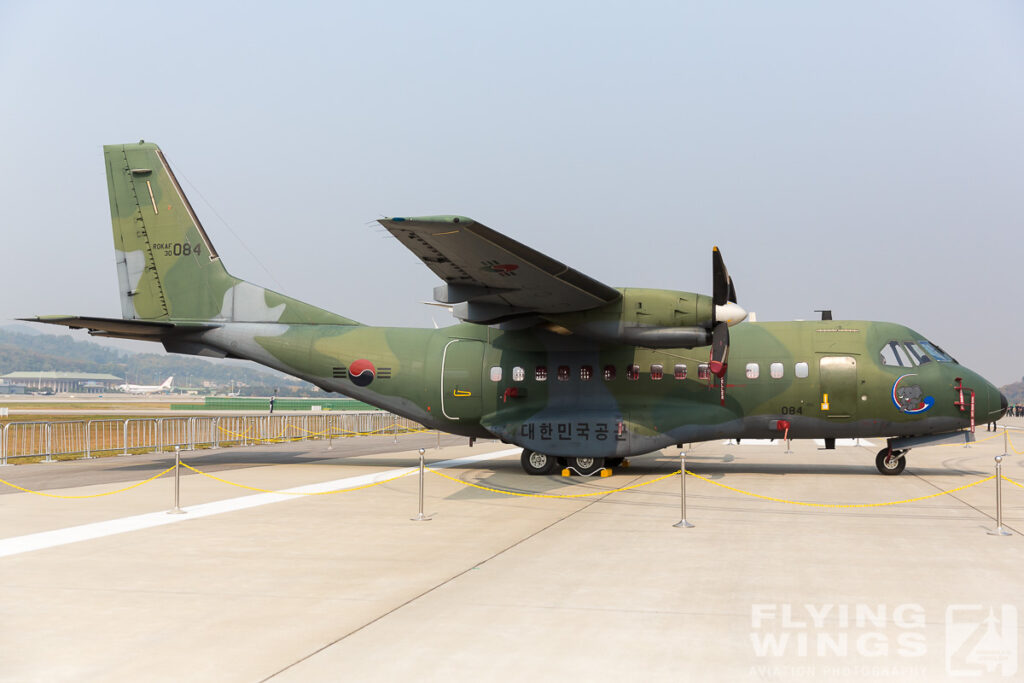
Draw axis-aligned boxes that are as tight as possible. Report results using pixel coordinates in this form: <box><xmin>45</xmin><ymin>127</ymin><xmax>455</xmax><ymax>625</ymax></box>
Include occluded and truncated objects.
<box><xmin>917</xmin><ymin>340</ymin><xmax>955</xmax><ymax>363</ymax></box>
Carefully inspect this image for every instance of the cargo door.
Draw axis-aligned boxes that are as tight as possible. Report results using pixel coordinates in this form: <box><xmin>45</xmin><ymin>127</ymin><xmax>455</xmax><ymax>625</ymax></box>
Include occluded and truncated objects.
<box><xmin>819</xmin><ymin>356</ymin><xmax>857</xmax><ymax>418</ymax></box>
<box><xmin>441</xmin><ymin>339</ymin><xmax>484</xmax><ymax>421</ymax></box>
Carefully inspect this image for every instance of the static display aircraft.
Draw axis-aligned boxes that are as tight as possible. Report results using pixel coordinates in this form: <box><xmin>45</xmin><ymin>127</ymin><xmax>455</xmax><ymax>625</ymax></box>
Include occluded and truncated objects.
<box><xmin>118</xmin><ymin>376</ymin><xmax>173</xmax><ymax>394</ymax></box>
<box><xmin>26</xmin><ymin>141</ymin><xmax>1007</xmax><ymax>476</ymax></box>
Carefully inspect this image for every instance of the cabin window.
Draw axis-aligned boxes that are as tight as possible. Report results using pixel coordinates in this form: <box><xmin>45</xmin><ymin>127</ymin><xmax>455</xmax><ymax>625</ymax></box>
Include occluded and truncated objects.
<box><xmin>557</xmin><ymin>365</ymin><xmax>570</xmax><ymax>381</ymax></box>
<box><xmin>746</xmin><ymin>363</ymin><xmax>759</xmax><ymax>379</ymax></box>
<box><xmin>603</xmin><ymin>365</ymin><xmax>617</xmax><ymax>381</ymax></box>
<box><xmin>580</xmin><ymin>365</ymin><xmax>593</xmax><ymax>381</ymax></box>
<box><xmin>512</xmin><ymin>366</ymin><xmax>525</xmax><ymax>382</ymax></box>
<box><xmin>650</xmin><ymin>364</ymin><xmax>663</xmax><ymax>380</ymax></box>
<box><xmin>489</xmin><ymin>367</ymin><xmax>502</xmax><ymax>382</ymax></box>
<box><xmin>626</xmin><ymin>364</ymin><xmax>640</xmax><ymax>381</ymax></box>
<box><xmin>770</xmin><ymin>362</ymin><xmax>784</xmax><ymax>379</ymax></box>
<box><xmin>698</xmin><ymin>363</ymin><xmax>710</xmax><ymax>380</ymax></box>
<box><xmin>795</xmin><ymin>362</ymin><xmax>809</xmax><ymax>378</ymax></box>
<box><xmin>674</xmin><ymin>364</ymin><xmax>687</xmax><ymax>380</ymax></box>
<box><xmin>879</xmin><ymin>341</ymin><xmax>913</xmax><ymax>367</ymax></box>
<box><xmin>535</xmin><ymin>366</ymin><xmax>547</xmax><ymax>381</ymax></box>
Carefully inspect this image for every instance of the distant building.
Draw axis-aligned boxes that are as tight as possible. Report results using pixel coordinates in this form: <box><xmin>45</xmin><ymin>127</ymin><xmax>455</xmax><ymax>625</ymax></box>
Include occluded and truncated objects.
<box><xmin>0</xmin><ymin>372</ymin><xmax>123</xmax><ymax>393</ymax></box>
<box><xmin>0</xmin><ymin>384</ymin><xmax>28</xmax><ymax>395</ymax></box>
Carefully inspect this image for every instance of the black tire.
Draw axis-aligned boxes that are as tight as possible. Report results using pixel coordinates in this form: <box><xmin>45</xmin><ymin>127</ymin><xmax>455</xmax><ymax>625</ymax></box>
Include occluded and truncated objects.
<box><xmin>522</xmin><ymin>449</ymin><xmax>558</xmax><ymax>475</ymax></box>
<box><xmin>875</xmin><ymin>449</ymin><xmax>906</xmax><ymax>475</ymax></box>
<box><xmin>605</xmin><ymin>457</ymin><xmax>624</xmax><ymax>468</ymax></box>
<box><xmin>572</xmin><ymin>456</ymin><xmax>605</xmax><ymax>476</ymax></box>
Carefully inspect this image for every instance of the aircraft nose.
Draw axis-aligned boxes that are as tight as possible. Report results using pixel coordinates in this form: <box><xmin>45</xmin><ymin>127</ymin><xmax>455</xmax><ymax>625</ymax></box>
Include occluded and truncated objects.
<box><xmin>1000</xmin><ymin>392</ymin><xmax>1008</xmax><ymax>420</ymax></box>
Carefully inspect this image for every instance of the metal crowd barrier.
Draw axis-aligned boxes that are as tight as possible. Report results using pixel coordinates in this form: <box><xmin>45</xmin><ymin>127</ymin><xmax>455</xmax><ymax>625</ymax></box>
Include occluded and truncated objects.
<box><xmin>0</xmin><ymin>412</ymin><xmax>425</xmax><ymax>465</ymax></box>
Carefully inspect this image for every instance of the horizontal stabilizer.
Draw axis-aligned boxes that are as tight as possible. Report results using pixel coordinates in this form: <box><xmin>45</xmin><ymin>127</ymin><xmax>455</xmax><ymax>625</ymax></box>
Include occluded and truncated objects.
<box><xmin>20</xmin><ymin>316</ymin><xmax>217</xmax><ymax>341</ymax></box>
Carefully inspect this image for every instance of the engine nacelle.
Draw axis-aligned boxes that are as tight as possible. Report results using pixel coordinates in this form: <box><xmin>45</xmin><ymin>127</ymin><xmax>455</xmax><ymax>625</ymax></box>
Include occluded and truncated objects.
<box><xmin>544</xmin><ymin>288</ymin><xmax>719</xmax><ymax>348</ymax></box>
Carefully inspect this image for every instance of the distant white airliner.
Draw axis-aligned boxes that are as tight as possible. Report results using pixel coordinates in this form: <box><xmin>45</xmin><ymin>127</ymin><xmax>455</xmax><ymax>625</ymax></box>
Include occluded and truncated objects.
<box><xmin>118</xmin><ymin>376</ymin><xmax>174</xmax><ymax>394</ymax></box>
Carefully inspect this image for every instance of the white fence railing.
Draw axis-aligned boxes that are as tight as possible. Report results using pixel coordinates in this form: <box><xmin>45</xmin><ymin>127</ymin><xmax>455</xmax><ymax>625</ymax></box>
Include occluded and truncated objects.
<box><xmin>0</xmin><ymin>412</ymin><xmax>425</xmax><ymax>465</ymax></box>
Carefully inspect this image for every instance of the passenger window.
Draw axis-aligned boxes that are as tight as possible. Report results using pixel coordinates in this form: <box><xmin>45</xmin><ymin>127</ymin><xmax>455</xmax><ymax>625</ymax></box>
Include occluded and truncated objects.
<box><xmin>879</xmin><ymin>341</ymin><xmax>913</xmax><ymax>367</ymax></box>
<box><xmin>580</xmin><ymin>365</ymin><xmax>593</xmax><ymax>381</ymax></box>
<box><xmin>795</xmin><ymin>362</ymin><xmax>808</xmax><ymax>378</ymax></box>
<box><xmin>603</xmin><ymin>365</ymin><xmax>616</xmax><ymax>381</ymax></box>
<box><xmin>535</xmin><ymin>366</ymin><xmax>547</xmax><ymax>382</ymax></box>
<box><xmin>557</xmin><ymin>365</ymin><xmax>570</xmax><ymax>381</ymax></box>
<box><xmin>746</xmin><ymin>363</ymin><xmax>759</xmax><ymax>379</ymax></box>
<box><xmin>650</xmin><ymin>364</ymin><xmax>663</xmax><ymax>380</ymax></box>
<box><xmin>698</xmin><ymin>363</ymin><xmax>710</xmax><ymax>380</ymax></box>
<box><xmin>489</xmin><ymin>367</ymin><xmax>502</xmax><ymax>382</ymax></box>
<box><xmin>674</xmin><ymin>364</ymin><xmax>687</xmax><ymax>380</ymax></box>
<box><xmin>903</xmin><ymin>341</ymin><xmax>931</xmax><ymax>365</ymax></box>
<box><xmin>770</xmin><ymin>362</ymin><xmax>784</xmax><ymax>379</ymax></box>
<box><xmin>626</xmin><ymin>364</ymin><xmax>640</xmax><ymax>381</ymax></box>
<box><xmin>512</xmin><ymin>366</ymin><xmax>525</xmax><ymax>382</ymax></box>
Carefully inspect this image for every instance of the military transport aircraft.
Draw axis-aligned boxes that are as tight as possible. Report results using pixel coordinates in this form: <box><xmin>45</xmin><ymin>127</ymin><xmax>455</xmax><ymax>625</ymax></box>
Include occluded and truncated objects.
<box><xmin>26</xmin><ymin>141</ymin><xmax>1007</xmax><ymax>476</ymax></box>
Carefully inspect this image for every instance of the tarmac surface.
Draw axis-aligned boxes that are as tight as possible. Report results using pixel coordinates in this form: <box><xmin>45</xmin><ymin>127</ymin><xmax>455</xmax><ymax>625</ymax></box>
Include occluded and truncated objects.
<box><xmin>1</xmin><ymin>423</ymin><xmax>1023</xmax><ymax>681</ymax></box>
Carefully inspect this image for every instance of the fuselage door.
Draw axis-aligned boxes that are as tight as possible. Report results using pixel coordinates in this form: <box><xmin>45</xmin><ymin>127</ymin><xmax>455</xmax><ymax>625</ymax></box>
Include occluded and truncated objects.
<box><xmin>441</xmin><ymin>339</ymin><xmax>484</xmax><ymax>421</ymax></box>
<box><xmin>819</xmin><ymin>356</ymin><xmax>857</xmax><ymax>418</ymax></box>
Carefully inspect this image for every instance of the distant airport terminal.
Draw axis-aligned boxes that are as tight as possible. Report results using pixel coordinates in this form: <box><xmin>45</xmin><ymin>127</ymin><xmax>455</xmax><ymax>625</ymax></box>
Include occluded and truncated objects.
<box><xmin>0</xmin><ymin>371</ymin><xmax>123</xmax><ymax>393</ymax></box>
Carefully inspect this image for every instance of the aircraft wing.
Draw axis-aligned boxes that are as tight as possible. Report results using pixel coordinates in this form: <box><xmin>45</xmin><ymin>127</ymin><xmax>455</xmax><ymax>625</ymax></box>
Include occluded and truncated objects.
<box><xmin>378</xmin><ymin>216</ymin><xmax>621</xmax><ymax>323</ymax></box>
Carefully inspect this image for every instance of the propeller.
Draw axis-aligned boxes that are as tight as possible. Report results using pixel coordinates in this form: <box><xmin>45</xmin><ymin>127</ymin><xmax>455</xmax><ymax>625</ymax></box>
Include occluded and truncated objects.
<box><xmin>708</xmin><ymin>247</ymin><xmax>746</xmax><ymax>381</ymax></box>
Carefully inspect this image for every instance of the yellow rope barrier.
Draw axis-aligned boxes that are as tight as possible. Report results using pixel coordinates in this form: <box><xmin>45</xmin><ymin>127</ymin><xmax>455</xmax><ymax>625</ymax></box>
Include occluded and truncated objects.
<box><xmin>686</xmin><ymin>471</ymin><xmax>997</xmax><ymax>508</ymax></box>
<box><xmin>428</xmin><ymin>467</ymin><xmax>681</xmax><ymax>498</ymax></box>
<box><xmin>1003</xmin><ymin>475</ymin><xmax>1024</xmax><ymax>490</ymax></box>
<box><xmin>0</xmin><ymin>464</ymin><xmax>177</xmax><ymax>499</ymax></box>
<box><xmin>428</xmin><ymin>467</ymin><xmax>1003</xmax><ymax>508</ymax></box>
<box><xmin>179</xmin><ymin>461</ymin><xmax>412</xmax><ymax>495</ymax></box>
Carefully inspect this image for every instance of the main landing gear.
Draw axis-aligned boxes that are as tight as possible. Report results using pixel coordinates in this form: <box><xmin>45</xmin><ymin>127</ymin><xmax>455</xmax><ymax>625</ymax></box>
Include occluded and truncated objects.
<box><xmin>520</xmin><ymin>450</ymin><xmax>621</xmax><ymax>476</ymax></box>
<box><xmin>875</xmin><ymin>448</ymin><xmax>909</xmax><ymax>475</ymax></box>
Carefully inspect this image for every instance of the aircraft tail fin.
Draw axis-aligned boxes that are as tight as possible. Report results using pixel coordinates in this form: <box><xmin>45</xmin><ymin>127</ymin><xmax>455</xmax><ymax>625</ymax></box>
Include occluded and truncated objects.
<box><xmin>161</xmin><ymin>377</ymin><xmax>173</xmax><ymax>389</ymax></box>
<box><xmin>104</xmin><ymin>142</ymin><xmax>358</xmax><ymax>325</ymax></box>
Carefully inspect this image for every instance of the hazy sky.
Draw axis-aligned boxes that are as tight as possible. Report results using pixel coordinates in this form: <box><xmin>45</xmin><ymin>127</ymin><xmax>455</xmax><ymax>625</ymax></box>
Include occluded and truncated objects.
<box><xmin>2</xmin><ymin>1</ymin><xmax>1022</xmax><ymax>383</ymax></box>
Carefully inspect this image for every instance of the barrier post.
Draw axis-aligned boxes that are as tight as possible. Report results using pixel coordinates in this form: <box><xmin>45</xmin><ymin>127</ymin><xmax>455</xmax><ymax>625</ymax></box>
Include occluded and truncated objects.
<box><xmin>1</xmin><ymin>423</ymin><xmax>8</xmax><ymax>466</ymax></box>
<box><xmin>988</xmin><ymin>455</ymin><xmax>1011</xmax><ymax>536</ymax></box>
<box><xmin>436</xmin><ymin>429</ymin><xmax>441</xmax><ymax>450</ymax></box>
<box><xmin>673</xmin><ymin>450</ymin><xmax>695</xmax><ymax>528</ymax></box>
<box><xmin>168</xmin><ymin>446</ymin><xmax>185</xmax><ymax>515</ymax></box>
<box><xmin>44</xmin><ymin>423</ymin><xmax>53</xmax><ymax>463</ymax></box>
<box><xmin>123</xmin><ymin>419</ymin><xmax>129</xmax><ymax>456</ymax></box>
<box><xmin>393</xmin><ymin>416</ymin><xmax>399</xmax><ymax>444</ymax></box>
<box><xmin>411</xmin><ymin>447</ymin><xmax>431</xmax><ymax>521</ymax></box>
<box><xmin>85</xmin><ymin>420</ymin><xmax>92</xmax><ymax>459</ymax></box>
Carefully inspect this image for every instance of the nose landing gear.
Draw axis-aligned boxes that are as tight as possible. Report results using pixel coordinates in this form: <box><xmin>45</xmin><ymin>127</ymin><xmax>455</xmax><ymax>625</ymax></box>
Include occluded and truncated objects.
<box><xmin>875</xmin><ymin>448</ymin><xmax>908</xmax><ymax>475</ymax></box>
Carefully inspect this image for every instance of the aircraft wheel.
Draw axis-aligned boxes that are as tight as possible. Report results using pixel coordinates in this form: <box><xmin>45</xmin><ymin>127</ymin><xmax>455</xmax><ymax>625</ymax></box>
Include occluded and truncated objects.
<box><xmin>522</xmin><ymin>449</ymin><xmax>558</xmax><ymax>476</ymax></box>
<box><xmin>573</xmin><ymin>456</ymin><xmax>605</xmax><ymax>476</ymax></box>
<box><xmin>875</xmin><ymin>449</ymin><xmax>906</xmax><ymax>475</ymax></box>
<box><xmin>605</xmin><ymin>457</ymin><xmax>624</xmax><ymax>468</ymax></box>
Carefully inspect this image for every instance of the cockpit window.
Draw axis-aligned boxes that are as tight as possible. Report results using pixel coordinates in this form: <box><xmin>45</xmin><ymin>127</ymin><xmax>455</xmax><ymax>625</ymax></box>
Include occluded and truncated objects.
<box><xmin>918</xmin><ymin>340</ymin><xmax>954</xmax><ymax>363</ymax></box>
<box><xmin>879</xmin><ymin>341</ymin><xmax>914</xmax><ymax>367</ymax></box>
<box><xmin>903</xmin><ymin>341</ymin><xmax>932</xmax><ymax>365</ymax></box>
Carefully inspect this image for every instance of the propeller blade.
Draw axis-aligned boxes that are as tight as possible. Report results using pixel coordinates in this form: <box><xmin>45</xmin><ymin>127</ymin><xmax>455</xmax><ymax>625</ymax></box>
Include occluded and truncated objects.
<box><xmin>727</xmin><ymin>276</ymin><xmax>737</xmax><ymax>304</ymax></box>
<box><xmin>709</xmin><ymin>322</ymin><xmax>729</xmax><ymax>378</ymax></box>
<box><xmin>712</xmin><ymin>247</ymin><xmax>730</xmax><ymax>307</ymax></box>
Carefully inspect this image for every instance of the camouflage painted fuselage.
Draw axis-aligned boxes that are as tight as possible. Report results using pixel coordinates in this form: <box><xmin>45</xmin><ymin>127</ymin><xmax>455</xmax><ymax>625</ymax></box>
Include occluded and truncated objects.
<box><xmin>202</xmin><ymin>318</ymin><xmax>1000</xmax><ymax>459</ymax></box>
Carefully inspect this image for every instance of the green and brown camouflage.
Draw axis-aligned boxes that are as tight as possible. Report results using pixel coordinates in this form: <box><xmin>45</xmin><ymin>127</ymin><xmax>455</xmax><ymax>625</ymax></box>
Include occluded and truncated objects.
<box><xmin>27</xmin><ymin>141</ymin><xmax>1008</xmax><ymax>476</ymax></box>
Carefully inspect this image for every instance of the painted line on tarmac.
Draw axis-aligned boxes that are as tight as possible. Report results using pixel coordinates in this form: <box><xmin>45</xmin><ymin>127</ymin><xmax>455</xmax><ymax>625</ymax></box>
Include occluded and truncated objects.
<box><xmin>0</xmin><ymin>448</ymin><xmax>520</xmax><ymax>559</ymax></box>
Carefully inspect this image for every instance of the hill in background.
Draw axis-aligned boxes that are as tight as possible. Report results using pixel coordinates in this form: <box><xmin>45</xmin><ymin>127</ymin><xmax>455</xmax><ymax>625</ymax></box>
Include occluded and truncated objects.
<box><xmin>0</xmin><ymin>326</ymin><xmax>321</xmax><ymax>396</ymax></box>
